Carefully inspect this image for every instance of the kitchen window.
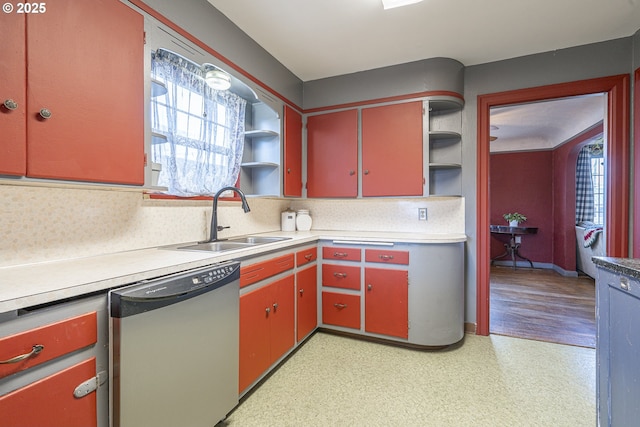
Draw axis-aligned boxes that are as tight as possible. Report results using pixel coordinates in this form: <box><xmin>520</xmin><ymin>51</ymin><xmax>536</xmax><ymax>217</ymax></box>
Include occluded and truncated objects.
<box><xmin>151</xmin><ymin>49</ymin><xmax>246</xmax><ymax>197</ymax></box>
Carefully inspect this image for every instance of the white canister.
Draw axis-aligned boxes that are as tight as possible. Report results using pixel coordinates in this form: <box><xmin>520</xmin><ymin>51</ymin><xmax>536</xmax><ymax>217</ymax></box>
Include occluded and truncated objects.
<box><xmin>296</xmin><ymin>209</ymin><xmax>312</xmax><ymax>231</ymax></box>
<box><xmin>281</xmin><ymin>210</ymin><xmax>296</xmax><ymax>231</ymax></box>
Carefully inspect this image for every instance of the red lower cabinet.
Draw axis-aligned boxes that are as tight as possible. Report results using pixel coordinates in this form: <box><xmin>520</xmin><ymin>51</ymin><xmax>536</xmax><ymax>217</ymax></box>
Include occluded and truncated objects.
<box><xmin>239</xmin><ymin>275</ymin><xmax>295</xmax><ymax>393</ymax></box>
<box><xmin>0</xmin><ymin>358</ymin><xmax>97</xmax><ymax>427</ymax></box>
<box><xmin>322</xmin><ymin>292</ymin><xmax>361</xmax><ymax>330</ymax></box>
<box><xmin>296</xmin><ymin>265</ymin><xmax>318</xmax><ymax>342</ymax></box>
<box><xmin>365</xmin><ymin>268</ymin><xmax>408</xmax><ymax>339</ymax></box>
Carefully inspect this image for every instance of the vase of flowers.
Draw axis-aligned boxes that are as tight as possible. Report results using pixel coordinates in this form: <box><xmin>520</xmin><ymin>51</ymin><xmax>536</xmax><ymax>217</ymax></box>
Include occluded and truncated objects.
<box><xmin>503</xmin><ymin>212</ymin><xmax>527</xmax><ymax>227</ymax></box>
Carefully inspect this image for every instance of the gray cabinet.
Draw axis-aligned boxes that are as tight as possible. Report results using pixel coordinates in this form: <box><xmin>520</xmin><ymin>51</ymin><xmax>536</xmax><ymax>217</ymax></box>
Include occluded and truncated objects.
<box><xmin>318</xmin><ymin>240</ymin><xmax>465</xmax><ymax>347</ymax></box>
<box><xmin>595</xmin><ymin>259</ymin><xmax>640</xmax><ymax>427</ymax></box>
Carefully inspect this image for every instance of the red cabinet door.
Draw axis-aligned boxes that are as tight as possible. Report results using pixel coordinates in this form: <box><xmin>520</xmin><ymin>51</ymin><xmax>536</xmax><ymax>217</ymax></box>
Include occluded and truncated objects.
<box><xmin>239</xmin><ymin>275</ymin><xmax>295</xmax><ymax>393</ymax></box>
<box><xmin>365</xmin><ymin>268</ymin><xmax>409</xmax><ymax>339</ymax></box>
<box><xmin>239</xmin><ymin>286</ymin><xmax>271</xmax><ymax>393</ymax></box>
<box><xmin>283</xmin><ymin>105</ymin><xmax>303</xmax><ymax>196</ymax></box>
<box><xmin>26</xmin><ymin>0</ymin><xmax>144</xmax><ymax>185</ymax></box>
<box><xmin>296</xmin><ymin>265</ymin><xmax>317</xmax><ymax>341</ymax></box>
<box><xmin>322</xmin><ymin>246</ymin><xmax>361</xmax><ymax>261</ymax></box>
<box><xmin>361</xmin><ymin>101</ymin><xmax>424</xmax><ymax>196</ymax></box>
<box><xmin>0</xmin><ymin>358</ymin><xmax>97</xmax><ymax>427</ymax></box>
<box><xmin>269</xmin><ymin>275</ymin><xmax>295</xmax><ymax>363</ymax></box>
<box><xmin>322</xmin><ymin>292</ymin><xmax>361</xmax><ymax>330</ymax></box>
<box><xmin>0</xmin><ymin>13</ymin><xmax>26</xmax><ymax>176</ymax></box>
<box><xmin>322</xmin><ymin>264</ymin><xmax>361</xmax><ymax>290</ymax></box>
<box><xmin>307</xmin><ymin>109</ymin><xmax>358</xmax><ymax>197</ymax></box>
<box><xmin>0</xmin><ymin>312</ymin><xmax>97</xmax><ymax>379</ymax></box>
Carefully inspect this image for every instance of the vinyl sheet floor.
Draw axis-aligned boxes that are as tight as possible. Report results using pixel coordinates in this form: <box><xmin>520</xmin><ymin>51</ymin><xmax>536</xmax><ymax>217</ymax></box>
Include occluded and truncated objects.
<box><xmin>222</xmin><ymin>332</ymin><xmax>595</xmax><ymax>427</ymax></box>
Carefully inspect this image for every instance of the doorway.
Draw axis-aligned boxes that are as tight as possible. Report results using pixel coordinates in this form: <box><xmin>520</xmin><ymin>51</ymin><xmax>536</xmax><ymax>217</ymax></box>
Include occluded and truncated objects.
<box><xmin>476</xmin><ymin>75</ymin><xmax>630</xmax><ymax>336</ymax></box>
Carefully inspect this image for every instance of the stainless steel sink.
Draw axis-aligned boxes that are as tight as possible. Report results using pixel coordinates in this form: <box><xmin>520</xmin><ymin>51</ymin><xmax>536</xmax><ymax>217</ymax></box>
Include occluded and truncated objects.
<box><xmin>175</xmin><ymin>236</ymin><xmax>291</xmax><ymax>253</ymax></box>
<box><xmin>177</xmin><ymin>241</ymin><xmax>255</xmax><ymax>252</ymax></box>
<box><xmin>228</xmin><ymin>236</ymin><xmax>291</xmax><ymax>244</ymax></box>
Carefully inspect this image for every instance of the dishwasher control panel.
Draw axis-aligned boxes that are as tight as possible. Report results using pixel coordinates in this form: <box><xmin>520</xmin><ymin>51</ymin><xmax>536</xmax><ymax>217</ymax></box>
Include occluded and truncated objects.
<box><xmin>110</xmin><ymin>261</ymin><xmax>240</xmax><ymax>318</ymax></box>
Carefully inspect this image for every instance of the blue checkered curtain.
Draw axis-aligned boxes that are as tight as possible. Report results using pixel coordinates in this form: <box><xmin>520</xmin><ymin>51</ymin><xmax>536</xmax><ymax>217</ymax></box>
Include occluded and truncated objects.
<box><xmin>575</xmin><ymin>146</ymin><xmax>594</xmax><ymax>223</ymax></box>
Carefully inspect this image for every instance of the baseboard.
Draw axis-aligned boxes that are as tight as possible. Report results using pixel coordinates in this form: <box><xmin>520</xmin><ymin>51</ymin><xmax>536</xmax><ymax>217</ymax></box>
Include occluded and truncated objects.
<box><xmin>492</xmin><ymin>261</ymin><xmax>578</xmax><ymax>277</ymax></box>
<box><xmin>464</xmin><ymin>322</ymin><xmax>476</xmax><ymax>334</ymax></box>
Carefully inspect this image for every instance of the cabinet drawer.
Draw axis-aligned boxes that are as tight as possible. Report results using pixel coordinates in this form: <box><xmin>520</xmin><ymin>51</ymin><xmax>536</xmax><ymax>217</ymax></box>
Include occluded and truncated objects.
<box><xmin>322</xmin><ymin>246</ymin><xmax>361</xmax><ymax>261</ymax></box>
<box><xmin>322</xmin><ymin>264</ymin><xmax>361</xmax><ymax>290</ymax></box>
<box><xmin>0</xmin><ymin>357</ymin><xmax>97</xmax><ymax>427</ymax></box>
<box><xmin>322</xmin><ymin>292</ymin><xmax>360</xmax><ymax>330</ymax></box>
<box><xmin>240</xmin><ymin>253</ymin><xmax>295</xmax><ymax>288</ymax></box>
<box><xmin>0</xmin><ymin>312</ymin><xmax>97</xmax><ymax>379</ymax></box>
<box><xmin>296</xmin><ymin>247</ymin><xmax>317</xmax><ymax>267</ymax></box>
<box><xmin>365</xmin><ymin>249</ymin><xmax>409</xmax><ymax>265</ymax></box>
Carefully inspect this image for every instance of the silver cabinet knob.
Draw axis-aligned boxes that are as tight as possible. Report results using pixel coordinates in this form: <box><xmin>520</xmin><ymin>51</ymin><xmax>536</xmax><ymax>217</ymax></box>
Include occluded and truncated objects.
<box><xmin>299</xmin><ymin>289</ymin><xmax>304</xmax><ymax>295</ymax></box>
<box><xmin>364</xmin><ymin>169</ymin><xmax>370</xmax><ymax>175</ymax></box>
<box><xmin>39</xmin><ymin>108</ymin><xmax>52</xmax><ymax>119</ymax></box>
<box><xmin>367</xmin><ymin>284</ymin><xmax>372</xmax><ymax>291</ymax></box>
<box><xmin>287</xmin><ymin>168</ymin><xmax>291</xmax><ymax>174</ymax></box>
<box><xmin>3</xmin><ymin>99</ymin><xmax>18</xmax><ymax>110</ymax></box>
<box><xmin>265</xmin><ymin>307</ymin><xmax>271</xmax><ymax>314</ymax></box>
<box><xmin>273</xmin><ymin>303</ymin><xmax>278</xmax><ymax>310</ymax></box>
<box><xmin>349</xmin><ymin>170</ymin><xmax>355</xmax><ymax>176</ymax></box>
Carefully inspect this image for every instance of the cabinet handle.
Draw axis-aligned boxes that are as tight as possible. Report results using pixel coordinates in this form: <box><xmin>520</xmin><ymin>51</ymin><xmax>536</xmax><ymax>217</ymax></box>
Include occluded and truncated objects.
<box><xmin>304</xmin><ymin>254</ymin><xmax>313</xmax><ymax>260</ymax></box>
<box><xmin>265</xmin><ymin>307</ymin><xmax>271</xmax><ymax>314</ymax></box>
<box><xmin>333</xmin><ymin>252</ymin><xmax>348</xmax><ymax>258</ymax></box>
<box><xmin>287</xmin><ymin>168</ymin><xmax>291</xmax><ymax>174</ymax></box>
<box><xmin>3</xmin><ymin>99</ymin><xmax>18</xmax><ymax>110</ymax></box>
<box><xmin>0</xmin><ymin>344</ymin><xmax>45</xmax><ymax>364</ymax></box>
<box><xmin>620</xmin><ymin>277</ymin><xmax>630</xmax><ymax>291</ymax></box>
<box><xmin>299</xmin><ymin>289</ymin><xmax>304</xmax><ymax>295</ymax></box>
<box><xmin>364</xmin><ymin>169</ymin><xmax>370</xmax><ymax>175</ymax></box>
<box><xmin>367</xmin><ymin>284</ymin><xmax>372</xmax><ymax>291</ymax></box>
<box><xmin>349</xmin><ymin>170</ymin><xmax>355</xmax><ymax>176</ymax></box>
<box><xmin>39</xmin><ymin>108</ymin><xmax>52</xmax><ymax>119</ymax></box>
<box><xmin>273</xmin><ymin>303</ymin><xmax>278</xmax><ymax>310</ymax></box>
<box><xmin>333</xmin><ymin>272</ymin><xmax>347</xmax><ymax>278</ymax></box>
<box><xmin>334</xmin><ymin>303</ymin><xmax>347</xmax><ymax>309</ymax></box>
<box><xmin>379</xmin><ymin>254</ymin><xmax>394</xmax><ymax>261</ymax></box>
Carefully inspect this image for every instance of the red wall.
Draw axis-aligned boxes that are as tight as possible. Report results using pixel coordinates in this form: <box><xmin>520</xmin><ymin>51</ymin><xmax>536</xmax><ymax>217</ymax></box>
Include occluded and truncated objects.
<box><xmin>490</xmin><ymin>151</ymin><xmax>553</xmax><ymax>263</ymax></box>
<box><xmin>490</xmin><ymin>123</ymin><xmax>604</xmax><ymax>272</ymax></box>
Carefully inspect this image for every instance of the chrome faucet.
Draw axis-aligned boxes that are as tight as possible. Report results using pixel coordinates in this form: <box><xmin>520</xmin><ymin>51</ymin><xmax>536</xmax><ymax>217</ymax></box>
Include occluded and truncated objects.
<box><xmin>207</xmin><ymin>186</ymin><xmax>251</xmax><ymax>242</ymax></box>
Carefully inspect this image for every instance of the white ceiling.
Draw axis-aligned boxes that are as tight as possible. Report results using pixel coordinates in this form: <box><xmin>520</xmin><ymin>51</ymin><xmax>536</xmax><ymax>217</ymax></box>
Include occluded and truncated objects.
<box><xmin>206</xmin><ymin>0</ymin><xmax>634</xmax><ymax>150</ymax></box>
<box><xmin>490</xmin><ymin>95</ymin><xmax>605</xmax><ymax>152</ymax></box>
<box><xmin>207</xmin><ymin>0</ymin><xmax>640</xmax><ymax>82</ymax></box>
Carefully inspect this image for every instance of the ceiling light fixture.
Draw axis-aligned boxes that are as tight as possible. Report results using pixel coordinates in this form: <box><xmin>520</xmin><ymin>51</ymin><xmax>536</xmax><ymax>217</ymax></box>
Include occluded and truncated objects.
<box><xmin>204</xmin><ymin>69</ymin><xmax>231</xmax><ymax>90</ymax></box>
<box><xmin>382</xmin><ymin>0</ymin><xmax>423</xmax><ymax>10</ymax></box>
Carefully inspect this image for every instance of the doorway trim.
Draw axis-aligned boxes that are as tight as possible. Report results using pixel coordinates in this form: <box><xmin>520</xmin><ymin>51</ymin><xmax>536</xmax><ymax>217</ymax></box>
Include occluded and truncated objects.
<box><xmin>476</xmin><ymin>74</ymin><xmax>630</xmax><ymax>336</ymax></box>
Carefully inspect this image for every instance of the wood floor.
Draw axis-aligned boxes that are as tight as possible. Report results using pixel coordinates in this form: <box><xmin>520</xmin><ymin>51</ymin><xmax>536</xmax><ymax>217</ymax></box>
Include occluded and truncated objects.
<box><xmin>490</xmin><ymin>266</ymin><xmax>596</xmax><ymax>348</ymax></box>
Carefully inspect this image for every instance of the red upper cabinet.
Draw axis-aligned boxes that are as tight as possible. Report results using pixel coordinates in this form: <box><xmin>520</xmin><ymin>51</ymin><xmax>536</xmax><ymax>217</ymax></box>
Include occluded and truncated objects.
<box><xmin>0</xmin><ymin>12</ymin><xmax>26</xmax><ymax>176</ymax></box>
<box><xmin>1</xmin><ymin>0</ymin><xmax>145</xmax><ymax>185</ymax></box>
<box><xmin>361</xmin><ymin>101</ymin><xmax>424</xmax><ymax>196</ymax></box>
<box><xmin>283</xmin><ymin>105</ymin><xmax>303</xmax><ymax>196</ymax></box>
<box><xmin>307</xmin><ymin>109</ymin><xmax>358</xmax><ymax>197</ymax></box>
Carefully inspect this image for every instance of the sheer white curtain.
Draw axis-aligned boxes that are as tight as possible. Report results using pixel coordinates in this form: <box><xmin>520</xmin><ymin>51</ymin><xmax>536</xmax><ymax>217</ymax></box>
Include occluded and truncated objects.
<box><xmin>151</xmin><ymin>49</ymin><xmax>246</xmax><ymax>196</ymax></box>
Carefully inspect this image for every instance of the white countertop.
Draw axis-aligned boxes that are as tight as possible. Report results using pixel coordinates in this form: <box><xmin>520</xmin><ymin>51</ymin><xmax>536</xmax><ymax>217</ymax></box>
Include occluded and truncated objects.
<box><xmin>0</xmin><ymin>230</ymin><xmax>466</xmax><ymax>313</ymax></box>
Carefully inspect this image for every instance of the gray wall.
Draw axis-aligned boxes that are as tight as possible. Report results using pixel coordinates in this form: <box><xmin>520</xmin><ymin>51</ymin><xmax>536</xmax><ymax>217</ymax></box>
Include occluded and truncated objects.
<box><xmin>302</xmin><ymin>58</ymin><xmax>464</xmax><ymax>110</ymax></box>
<box><xmin>462</xmin><ymin>37</ymin><xmax>633</xmax><ymax>322</ymax></box>
<box><xmin>136</xmin><ymin>0</ymin><xmax>303</xmax><ymax>107</ymax></box>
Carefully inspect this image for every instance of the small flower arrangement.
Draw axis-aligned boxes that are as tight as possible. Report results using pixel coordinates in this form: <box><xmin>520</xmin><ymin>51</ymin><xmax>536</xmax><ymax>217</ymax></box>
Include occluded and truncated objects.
<box><xmin>503</xmin><ymin>212</ymin><xmax>527</xmax><ymax>226</ymax></box>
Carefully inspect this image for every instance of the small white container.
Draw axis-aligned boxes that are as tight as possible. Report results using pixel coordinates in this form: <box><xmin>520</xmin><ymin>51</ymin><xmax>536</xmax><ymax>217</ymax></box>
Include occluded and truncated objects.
<box><xmin>296</xmin><ymin>209</ymin><xmax>312</xmax><ymax>231</ymax></box>
<box><xmin>281</xmin><ymin>210</ymin><xmax>296</xmax><ymax>231</ymax></box>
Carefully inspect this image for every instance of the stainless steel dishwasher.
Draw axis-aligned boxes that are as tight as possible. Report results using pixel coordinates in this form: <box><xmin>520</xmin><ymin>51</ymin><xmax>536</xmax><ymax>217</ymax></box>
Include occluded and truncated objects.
<box><xmin>109</xmin><ymin>261</ymin><xmax>240</xmax><ymax>427</ymax></box>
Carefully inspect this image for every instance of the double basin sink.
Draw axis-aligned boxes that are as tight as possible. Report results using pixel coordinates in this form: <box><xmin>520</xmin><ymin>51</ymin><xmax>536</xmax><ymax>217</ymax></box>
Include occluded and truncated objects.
<box><xmin>177</xmin><ymin>236</ymin><xmax>291</xmax><ymax>253</ymax></box>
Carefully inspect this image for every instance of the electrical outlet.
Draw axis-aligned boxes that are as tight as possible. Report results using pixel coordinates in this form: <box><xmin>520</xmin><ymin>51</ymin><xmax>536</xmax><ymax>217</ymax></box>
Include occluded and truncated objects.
<box><xmin>418</xmin><ymin>208</ymin><xmax>427</xmax><ymax>221</ymax></box>
<box><xmin>515</xmin><ymin>236</ymin><xmax>522</xmax><ymax>244</ymax></box>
